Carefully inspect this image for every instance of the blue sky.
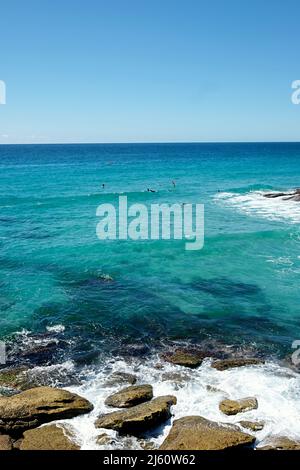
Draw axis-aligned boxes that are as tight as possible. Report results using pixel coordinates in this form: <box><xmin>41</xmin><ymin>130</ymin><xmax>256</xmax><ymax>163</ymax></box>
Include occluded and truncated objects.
<box><xmin>0</xmin><ymin>0</ymin><xmax>299</xmax><ymax>143</ymax></box>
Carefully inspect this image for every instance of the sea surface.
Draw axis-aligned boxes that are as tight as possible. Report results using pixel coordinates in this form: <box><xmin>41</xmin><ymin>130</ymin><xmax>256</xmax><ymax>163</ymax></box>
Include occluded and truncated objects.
<box><xmin>1</xmin><ymin>142</ymin><xmax>300</xmax><ymax>448</ymax></box>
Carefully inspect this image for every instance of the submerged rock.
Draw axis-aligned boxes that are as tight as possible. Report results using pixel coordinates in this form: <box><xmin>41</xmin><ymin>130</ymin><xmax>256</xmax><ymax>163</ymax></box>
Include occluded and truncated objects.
<box><xmin>0</xmin><ymin>435</ymin><xmax>13</xmax><ymax>450</ymax></box>
<box><xmin>20</xmin><ymin>424</ymin><xmax>80</xmax><ymax>450</ymax></box>
<box><xmin>160</xmin><ymin>416</ymin><xmax>255</xmax><ymax>450</ymax></box>
<box><xmin>239</xmin><ymin>421</ymin><xmax>264</xmax><ymax>432</ymax></box>
<box><xmin>161</xmin><ymin>349</ymin><xmax>205</xmax><ymax>368</ymax></box>
<box><xmin>257</xmin><ymin>436</ymin><xmax>300</xmax><ymax>450</ymax></box>
<box><xmin>219</xmin><ymin>397</ymin><xmax>258</xmax><ymax>415</ymax></box>
<box><xmin>211</xmin><ymin>358</ymin><xmax>264</xmax><ymax>371</ymax></box>
<box><xmin>95</xmin><ymin>395</ymin><xmax>177</xmax><ymax>434</ymax></box>
<box><xmin>105</xmin><ymin>372</ymin><xmax>137</xmax><ymax>387</ymax></box>
<box><xmin>0</xmin><ymin>386</ymin><xmax>93</xmax><ymax>434</ymax></box>
<box><xmin>161</xmin><ymin>371</ymin><xmax>190</xmax><ymax>387</ymax></box>
<box><xmin>105</xmin><ymin>384</ymin><xmax>153</xmax><ymax>408</ymax></box>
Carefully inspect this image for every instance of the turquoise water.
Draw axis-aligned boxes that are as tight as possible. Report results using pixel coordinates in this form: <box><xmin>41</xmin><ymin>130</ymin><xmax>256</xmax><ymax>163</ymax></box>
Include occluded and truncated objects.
<box><xmin>1</xmin><ymin>143</ymin><xmax>300</xmax><ymax>361</ymax></box>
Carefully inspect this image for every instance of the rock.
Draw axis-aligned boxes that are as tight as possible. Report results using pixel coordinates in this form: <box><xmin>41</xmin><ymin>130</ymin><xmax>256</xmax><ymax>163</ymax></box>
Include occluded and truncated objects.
<box><xmin>160</xmin><ymin>416</ymin><xmax>255</xmax><ymax>450</ymax></box>
<box><xmin>257</xmin><ymin>436</ymin><xmax>300</xmax><ymax>450</ymax></box>
<box><xmin>139</xmin><ymin>439</ymin><xmax>156</xmax><ymax>450</ymax></box>
<box><xmin>206</xmin><ymin>385</ymin><xmax>225</xmax><ymax>394</ymax></box>
<box><xmin>105</xmin><ymin>384</ymin><xmax>153</xmax><ymax>408</ymax></box>
<box><xmin>161</xmin><ymin>372</ymin><xmax>189</xmax><ymax>384</ymax></box>
<box><xmin>0</xmin><ymin>435</ymin><xmax>13</xmax><ymax>450</ymax></box>
<box><xmin>12</xmin><ymin>438</ymin><xmax>23</xmax><ymax>449</ymax></box>
<box><xmin>264</xmin><ymin>192</ymin><xmax>287</xmax><ymax>198</ymax></box>
<box><xmin>239</xmin><ymin>421</ymin><xmax>264</xmax><ymax>432</ymax></box>
<box><xmin>0</xmin><ymin>386</ymin><xmax>93</xmax><ymax>434</ymax></box>
<box><xmin>95</xmin><ymin>395</ymin><xmax>177</xmax><ymax>434</ymax></box>
<box><xmin>96</xmin><ymin>433</ymin><xmax>115</xmax><ymax>446</ymax></box>
<box><xmin>0</xmin><ymin>367</ymin><xmax>31</xmax><ymax>392</ymax></box>
<box><xmin>219</xmin><ymin>397</ymin><xmax>258</xmax><ymax>415</ymax></box>
<box><xmin>264</xmin><ymin>189</ymin><xmax>300</xmax><ymax>202</ymax></box>
<box><xmin>20</xmin><ymin>424</ymin><xmax>80</xmax><ymax>450</ymax></box>
<box><xmin>105</xmin><ymin>372</ymin><xmax>137</xmax><ymax>387</ymax></box>
<box><xmin>211</xmin><ymin>358</ymin><xmax>264</xmax><ymax>371</ymax></box>
<box><xmin>161</xmin><ymin>349</ymin><xmax>205</xmax><ymax>368</ymax></box>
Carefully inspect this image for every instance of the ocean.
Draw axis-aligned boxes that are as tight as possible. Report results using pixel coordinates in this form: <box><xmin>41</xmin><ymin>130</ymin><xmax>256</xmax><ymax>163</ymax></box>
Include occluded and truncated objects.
<box><xmin>1</xmin><ymin>142</ymin><xmax>300</xmax><ymax>448</ymax></box>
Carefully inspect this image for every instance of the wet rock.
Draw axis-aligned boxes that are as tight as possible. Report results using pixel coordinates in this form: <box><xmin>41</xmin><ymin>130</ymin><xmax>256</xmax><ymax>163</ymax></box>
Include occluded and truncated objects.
<box><xmin>0</xmin><ymin>386</ymin><xmax>93</xmax><ymax>434</ymax></box>
<box><xmin>161</xmin><ymin>372</ymin><xmax>189</xmax><ymax>386</ymax></box>
<box><xmin>264</xmin><ymin>189</ymin><xmax>300</xmax><ymax>202</ymax></box>
<box><xmin>105</xmin><ymin>384</ymin><xmax>153</xmax><ymax>408</ymax></box>
<box><xmin>95</xmin><ymin>395</ymin><xmax>177</xmax><ymax>434</ymax></box>
<box><xmin>219</xmin><ymin>397</ymin><xmax>258</xmax><ymax>415</ymax></box>
<box><xmin>264</xmin><ymin>192</ymin><xmax>287</xmax><ymax>198</ymax></box>
<box><xmin>125</xmin><ymin>344</ymin><xmax>150</xmax><ymax>357</ymax></box>
<box><xmin>139</xmin><ymin>439</ymin><xmax>156</xmax><ymax>450</ymax></box>
<box><xmin>96</xmin><ymin>433</ymin><xmax>115</xmax><ymax>446</ymax></box>
<box><xmin>160</xmin><ymin>416</ymin><xmax>255</xmax><ymax>450</ymax></box>
<box><xmin>257</xmin><ymin>436</ymin><xmax>300</xmax><ymax>450</ymax></box>
<box><xmin>0</xmin><ymin>435</ymin><xmax>13</xmax><ymax>450</ymax></box>
<box><xmin>211</xmin><ymin>358</ymin><xmax>264</xmax><ymax>371</ymax></box>
<box><xmin>206</xmin><ymin>385</ymin><xmax>225</xmax><ymax>394</ymax></box>
<box><xmin>20</xmin><ymin>424</ymin><xmax>80</xmax><ymax>450</ymax></box>
<box><xmin>0</xmin><ymin>366</ymin><xmax>31</xmax><ymax>392</ymax></box>
<box><xmin>105</xmin><ymin>372</ymin><xmax>137</xmax><ymax>387</ymax></box>
<box><xmin>161</xmin><ymin>349</ymin><xmax>205</xmax><ymax>368</ymax></box>
<box><xmin>12</xmin><ymin>438</ymin><xmax>23</xmax><ymax>449</ymax></box>
<box><xmin>239</xmin><ymin>421</ymin><xmax>264</xmax><ymax>432</ymax></box>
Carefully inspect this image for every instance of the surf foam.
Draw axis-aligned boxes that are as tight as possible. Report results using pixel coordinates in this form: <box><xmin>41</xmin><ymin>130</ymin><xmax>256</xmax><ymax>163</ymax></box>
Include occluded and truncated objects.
<box><xmin>49</xmin><ymin>356</ymin><xmax>300</xmax><ymax>450</ymax></box>
<box><xmin>214</xmin><ymin>191</ymin><xmax>300</xmax><ymax>224</ymax></box>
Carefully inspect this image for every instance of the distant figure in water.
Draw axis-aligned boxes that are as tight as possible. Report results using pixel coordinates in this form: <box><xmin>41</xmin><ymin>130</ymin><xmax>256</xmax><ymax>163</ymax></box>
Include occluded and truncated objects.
<box><xmin>172</xmin><ymin>180</ymin><xmax>176</xmax><ymax>188</ymax></box>
<box><xmin>102</xmin><ymin>184</ymin><xmax>105</xmax><ymax>189</ymax></box>
<box><xmin>147</xmin><ymin>188</ymin><xmax>156</xmax><ymax>193</ymax></box>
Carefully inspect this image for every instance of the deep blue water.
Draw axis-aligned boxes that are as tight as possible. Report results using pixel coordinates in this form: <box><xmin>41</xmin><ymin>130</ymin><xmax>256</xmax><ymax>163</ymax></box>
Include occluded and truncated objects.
<box><xmin>1</xmin><ymin>142</ymin><xmax>300</xmax><ymax>363</ymax></box>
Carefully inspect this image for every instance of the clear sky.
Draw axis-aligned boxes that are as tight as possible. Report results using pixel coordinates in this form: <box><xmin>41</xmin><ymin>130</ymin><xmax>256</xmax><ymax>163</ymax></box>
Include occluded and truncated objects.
<box><xmin>0</xmin><ymin>0</ymin><xmax>300</xmax><ymax>144</ymax></box>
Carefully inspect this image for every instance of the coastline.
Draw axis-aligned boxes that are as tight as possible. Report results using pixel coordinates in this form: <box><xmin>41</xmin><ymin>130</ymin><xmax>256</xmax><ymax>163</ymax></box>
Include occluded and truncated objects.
<box><xmin>1</xmin><ymin>329</ymin><xmax>300</xmax><ymax>450</ymax></box>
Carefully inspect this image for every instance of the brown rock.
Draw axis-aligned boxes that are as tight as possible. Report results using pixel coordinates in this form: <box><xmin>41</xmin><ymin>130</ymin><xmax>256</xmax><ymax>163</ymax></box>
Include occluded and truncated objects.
<box><xmin>239</xmin><ymin>421</ymin><xmax>264</xmax><ymax>432</ymax></box>
<box><xmin>20</xmin><ymin>424</ymin><xmax>80</xmax><ymax>450</ymax></box>
<box><xmin>212</xmin><ymin>358</ymin><xmax>264</xmax><ymax>371</ymax></box>
<box><xmin>96</xmin><ymin>433</ymin><xmax>115</xmax><ymax>446</ymax></box>
<box><xmin>95</xmin><ymin>395</ymin><xmax>177</xmax><ymax>434</ymax></box>
<box><xmin>219</xmin><ymin>397</ymin><xmax>258</xmax><ymax>415</ymax></box>
<box><xmin>0</xmin><ymin>435</ymin><xmax>13</xmax><ymax>450</ymax></box>
<box><xmin>12</xmin><ymin>438</ymin><xmax>23</xmax><ymax>450</ymax></box>
<box><xmin>139</xmin><ymin>439</ymin><xmax>156</xmax><ymax>450</ymax></box>
<box><xmin>257</xmin><ymin>436</ymin><xmax>300</xmax><ymax>450</ymax></box>
<box><xmin>105</xmin><ymin>384</ymin><xmax>153</xmax><ymax>408</ymax></box>
<box><xmin>160</xmin><ymin>416</ymin><xmax>255</xmax><ymax>450</ymax></box>
<box><xmin>0</xmin><ymin>386</ymin><xmax>93</xmax><ymax>434</ymax></box>
<box><xmin>161</xmin><ymin>349</ymin><xmax>205</xmax><ymax>368</ymax></box>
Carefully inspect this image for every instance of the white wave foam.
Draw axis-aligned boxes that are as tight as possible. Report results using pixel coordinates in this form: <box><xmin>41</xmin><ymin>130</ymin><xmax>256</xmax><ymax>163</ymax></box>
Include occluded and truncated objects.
<box><xmin>52</xmin><ymin>357</ymin><xmax>300</xmax><ymax>450</ymax></box>
<box><xmin>214</xmin><ymin>191</ymin><xmax>300</xmax><ymax>223</ymax></box>
<box><xmin>46</xmin><ymin>324</ymin><xmax>65</xmax><ymax>333</ymax></box>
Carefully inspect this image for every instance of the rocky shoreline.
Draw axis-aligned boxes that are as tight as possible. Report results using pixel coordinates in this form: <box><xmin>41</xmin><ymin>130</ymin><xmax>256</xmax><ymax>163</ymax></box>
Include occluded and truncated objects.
<box><xmin>264</xmin><ymin>188</ymin><xmax>300</xmax><ymax>202</ymax></box>
<box><xmin>0</xmin><ymin>347</ymin><xmax>300</xmax><ymax>451</ymax></box>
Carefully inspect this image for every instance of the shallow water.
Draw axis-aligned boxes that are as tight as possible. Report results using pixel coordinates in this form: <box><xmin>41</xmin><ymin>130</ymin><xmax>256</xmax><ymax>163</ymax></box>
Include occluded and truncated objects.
<box><xmin>1</xmin><ymin>142</ymin><xmax>300</xmax><ymax>353</ymax></box>
<box><xmin>1</xmin><ymin>142</ymin><xmax>300</xmax><ymax>446</ymax></box>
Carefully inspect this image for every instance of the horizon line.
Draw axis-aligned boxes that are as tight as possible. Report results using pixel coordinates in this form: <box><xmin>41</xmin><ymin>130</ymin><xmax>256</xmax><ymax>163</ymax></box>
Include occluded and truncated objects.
<box><xmin>1</xmin><ymin>140</ymin><xmax>300</xmax><ymax>146</ymax></box>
